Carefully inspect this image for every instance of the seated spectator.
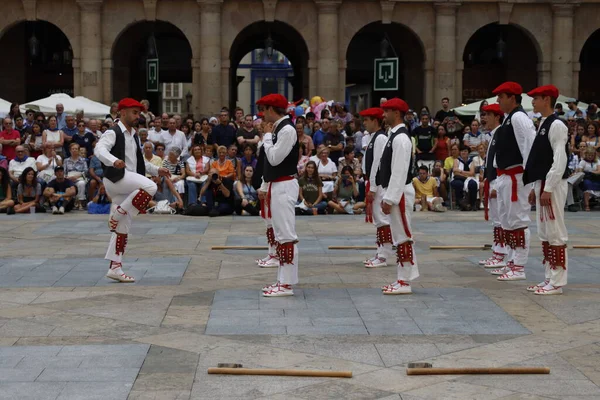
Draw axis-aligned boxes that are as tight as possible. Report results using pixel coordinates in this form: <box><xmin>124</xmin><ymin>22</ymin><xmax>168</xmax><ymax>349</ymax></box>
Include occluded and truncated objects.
<box><xmin>42</xmin><ymin>115</ymin><xmax>64</xmax><ymax>157</ymax></box>
<box><xmin>0</xmin><ymin>144</ymin><xmax>7</xmax><ymax>170</ymax></box>
<box><xmin>138</xmin><ymin>128</ymin><xmax>150</xmax><ymax>149</ymax></box>
<box><xmin>88</xmin><ymin>154</ymin><xmax>104</xmax><ymax>202</ymax></box>
<box><xmin>431</xmin><ymin>160</ymin><xmax>448</xmax><ymax>201</ymax></box>
<box><xmin>234</xmin><ymin>165</ymin><xmax>260</xmax><ymax>216</ymax></box>
<box><xmin>0</xmin><ymin>167</ymin><xmax>15</xmax><ymax>214</ymax></box>
<box><xmin>149</xmin><ymin>175</ymin><xmax>184</xmax><ymax>213</ymax></box>
<box><xmin>578</xmin><ymin>146</ymin><xmax>600</xmax><ymax>211</ymax></box>
<box><xmin>162</xmin><ymin>146</ymin><xmax>186</xmax><ymax>195</ymax></box>
<box><xmin>451</xmin><ymin>145</ymin><xmax>478</xmax><ymax>211</ymax></box>
<box><xmin>337</xmin><ymin>146</ymin><xmax>360</xmax><ymax>174</ymax></box>
<box><xmin>240</xmin><ymin>144</ymin><xmax>257</xmax><ymax>170</ymax></box>
<box><xmin>297</xmin><ymin>161</ymin><xmax>327</xmax><ymax>215</ymax></box>
<box><xmin>226</xmin><ymin>144</ymin><xmax>242</xmax><ymax>178</ymax></box>
<box><xmin>296</xmin><ymin>120</ymin><xmax>314</xmax><ymax>156</ymax></box>
<box><xmin>26</xmin><ymin>122</ymin><xmax>44</xmax><ymax>158</ymax></box>
<box><xmin>36</xmin><ymin>143</ymin><xmax>62</xmax><ymax>186</ymax></box>
<box><xmin>72</xmin><ymin>120</ymin><xmax>97</xmax><ymax>158</ymax></box>
<box><xmin>44</xmin><ymin>166</ymin><xmax>76</xmax><ymax>214</ymax></box>
<box><xmin>414</xmin><ymin>114</ymin><xmax>436</xmax><ymax>170</ymax></box>
<box><xmin>316</xmin><ymin>147</ymin><xmax>337</xmax><ymax>196</ymax></box>
<box><xmin>64</xmin><ymin>142</ymin><xmax>88</xmax><ymax>210</ymax></box>
<box><xmin>14</xmin><ymin>167</ymin><xmax>44</xmax><ymax>213</ymax></box>
<box><xmin>0</xmin><ymin>117</ymin><xmax>21</xmax><ymax>161</ymax></box>
<box><xmin>204</xmin><ymin>145</ymin><xmax>214</xmax><ymax>161</ymax></box>
<box><xmin>412</xmin><ymin>165</ymin><xmax>445</xmax><ymax>212</ymax></box>
<box><xmin>444</xmin><ymin>143</ymin><xmax>460</xmax><ymax>176</ymax></box>
<box><xmin>328</xmin><ymin>166</ymin><xmax>362</xmax><ymax>214</ymax></box>
<box><xmin>197</xmin><ymin>168</ymin><xmax>234</xmax><ymax>217</ymax></box>
<box><xmin>8</xmin><ymin>145</ymin><xmax>37</xmax><ymax>191</ymax></box>
<box><xmin>463</xmin><ymin>119</ymin><xmax>489</xmax><ymax>157</ymax></box>
<box><xmin>444</xmin><ymin>117</ymin><xmax>463</xmax><ymax>146</ymax></box>
<box><xmin>472</xmin><ymin>143</ymin><xmax>487</xmax><ymax>204</ymax></box>
<box><xmin>185</xmin><ymin>144</ymin><xmax>210</xmax><ymax>206</ymax></box>
<box><xmin>212</xmin><ymin>145</ymin><xmax>236</xmax><ymax>180</ymax></box>
<box><xmin>193</xmin><ymin>118</ymin><xmax>215</xmax><ymax>151</ymax></box>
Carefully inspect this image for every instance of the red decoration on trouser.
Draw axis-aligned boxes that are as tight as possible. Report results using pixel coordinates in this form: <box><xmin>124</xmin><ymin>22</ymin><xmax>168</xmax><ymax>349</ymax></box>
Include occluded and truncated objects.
<box><xmin>365</xmin><ymin>181</ymin><xmax>373</xmax><ymax>223</ymax></box>
<box><xmin>503</xmin><ymin>229</ymin><xmax>512</xmax><ymax>249</ymax></box>
<box><xmin>494</xmin><ymin>226</ymin><xmax>505</xmax><ymax>248</ymax></box>
<box><xmin>277</xmin><ymin>242</ymin><xmax>295</xmax><ymax>265</ymax></box>
<box><xmin>260</xmin><ymin>198</ymin><xmax>265</xmax><ymax>219</ymax></box>
<box><xmin>549</xmin><ymin>244</ymin><xmax>567</xmax><ymax>270</ymax></box>
<box><xmin>131</xmin><ymin>189</ymin><xmax>153</xmax><ymax>212</ymax></box>
<box><xmin>399</xmin><ymin>195</ymin><xmax>412</xmax><ymax>239</ymax></box>
<box><xmin>484</xmin><ymin>179</ymin><xmax>490</xmax><ymax>221</ymax></box>
<box><xmin>542</xmin><ymin>241</ymin><xmax>550</xmax><ymax>265</ymax></box>
<box><xmin>115</xmin><ymin>233</ymin><xmax>128</xmax><ymax>256</ymax></box>
<box><xmin>505</xmin><ymin>228</ymin><xmax>526</xmax><ymax>249</ymax></box>
<box><xmin>376</xmin><ymin>225</ymin><xmax>393</xmax><ymax>246</ymax></box>
<box><xmin>539</xmin><ymin>181</ymin><xmax>556</xmax><ymax>222</ymax></box>
<box><xmin>266</xmin><ymin>227</ymin><xmax>277</xmax><ymax>246</ymax></box>
<box><xmin>396</xmin><ymin>241</ymin><xmax>414</xmax><ymax>266</ymax></box>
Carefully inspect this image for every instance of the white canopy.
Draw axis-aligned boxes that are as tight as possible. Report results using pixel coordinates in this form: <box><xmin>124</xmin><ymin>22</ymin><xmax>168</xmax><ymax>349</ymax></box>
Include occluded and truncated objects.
<box><xmin>454</xmin><ymin>94</ymin><xmax>589</xmax><ymax>117</ymax></box>
<box><xmin>21</xmin><ymin>93</ymin><xmax>110</xmax><ymax>119</ymax></box>
<box><xmin>0</xmin><ymin>98</ymin><xmax>12</xmax><ymax>118</ymax></box>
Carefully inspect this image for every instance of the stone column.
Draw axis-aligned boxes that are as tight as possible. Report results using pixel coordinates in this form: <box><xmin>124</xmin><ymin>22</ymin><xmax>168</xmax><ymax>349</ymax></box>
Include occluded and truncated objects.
<box><xmin>433</xmin><ymin>3</ymin><xmax>459</xmax><ymax>106</ymax></box>
<box><xmin>455</xmin><ymin>61</ymin><xmax>464</xmax><ymax>105</ymax></box>
<box><xmin>191</xmin><ymin>58</ymin><xmax>202</xmax><ymax>118</ymax></box>
<box><xmin>338</xmin><ymin>59</ymin><xmax>347</xmax><ymax>104</ymax></box>
<box><xmin>77</xmin><ymin>0</ymin><xmax>104</xmax><ymax>101</ymax></box>
<box><xmin>551</xmin><ymin>4</ymin><xmax>575</xmax><ymax>96</ymax></box>
<box><xmin>102</xmin><ymin>58</ymin><xmax>112</xmax><ymax>103</ymax></box>
<box><xmin>198</xmin><ymin>0</ymin><xmax>223</xmax><ymax>115</ymax></box>
<box><xmin>424</xmin><ymin>61</ymin><xmax>435</xmax><ymax>110</ymax></box>
<box><xmin>538</xmin><ymin>62</ymin><xmax>552</xmax><ymax>86</ymax></box>
<box><xmin>72</xmin><ymin>58</ymin><xmax>81</xmax><ymax>98</ymax></box>
<box><xmin>308</xmin><ymin>59</ymin><xmax>318</xmax><ymax>98</ymax></box>
<box><xmin>315</xmin><ymin>0</ymin><xmax>341</xmax><ymax>101</ymax></box>
<box><xmin>572</xmin><ymin>62</ymin><xmax>581</xmax><ymax>99</ymax></box>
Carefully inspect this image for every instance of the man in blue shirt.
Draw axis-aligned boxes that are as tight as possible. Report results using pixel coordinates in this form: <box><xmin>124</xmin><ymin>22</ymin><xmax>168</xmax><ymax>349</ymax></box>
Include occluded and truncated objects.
<box><xmin>212</xmin><ymin>109</ymin><xmax>237</xmax><ymax>147</ymax></box>
<box><xmin>55</xmin><ymin>104</ymin><xmax>67</xmax><ymax>130</ymax></box>
<box><xmin>312</xmin><ymin>117</ymin><xmax>331</xmax><ymax>147</ymax></box>
<box><xmin>62</xmin><ymin>115</ymin><xmax>79</xmax><ymax>157</ymax></box>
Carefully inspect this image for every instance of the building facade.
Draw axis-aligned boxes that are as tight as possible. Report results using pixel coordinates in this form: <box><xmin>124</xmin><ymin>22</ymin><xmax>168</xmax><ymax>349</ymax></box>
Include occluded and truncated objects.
<box><xmin>1</xmin><ymin>0</ymin><xmax>599</xmax><ymax>116</ymax></box>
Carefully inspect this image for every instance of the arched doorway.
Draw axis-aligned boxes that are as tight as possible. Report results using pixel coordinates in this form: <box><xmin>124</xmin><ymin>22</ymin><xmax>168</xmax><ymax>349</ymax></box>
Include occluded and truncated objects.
<box><xmin>229</xmin><ymin>21</ymin><xmax>309</xmax><ymax>114</ymax></box>
<box><xmin>112</xmin><ymin>21</ymin><xmax>192</xmax><ymax>114</ymax></box>
<box><xmin>0</xmin><ymin>21</ymin><xmax>73</xmax><ymax>103</ymax></box>
<box><xmin>579</xmin><ymin>29</ymin><xmax>600</xmax><ymax>103</ymax></box>
<box><xmin>462</xmin><ymin>23</ymin><xmax>538</xmax><ymax>103</ymax></box>
<box><xmin>345</xmin><ymin>22</ymin><xmax>425</xmax><ymax>112</ymax></box>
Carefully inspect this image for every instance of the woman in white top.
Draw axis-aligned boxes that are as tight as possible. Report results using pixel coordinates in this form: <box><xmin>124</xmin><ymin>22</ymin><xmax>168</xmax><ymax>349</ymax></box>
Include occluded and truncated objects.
<box><xmin>42</xmin><ymin>115</ymin><xmax>64</xmax><ymax>156</ymax></box>
<box><xmin>36</xmin><ymin>143</ymin><xmax>63</xmax><ymax>183</ymax></box>
<box><xmin>577</xmin><ymin>146</ymin><xmax>600</xmax><ymax>211</ymax></box>
<box><xmin>316</xmin><ymin>147</ymin><xmax>337</xmax><ymax>195</ymax></box>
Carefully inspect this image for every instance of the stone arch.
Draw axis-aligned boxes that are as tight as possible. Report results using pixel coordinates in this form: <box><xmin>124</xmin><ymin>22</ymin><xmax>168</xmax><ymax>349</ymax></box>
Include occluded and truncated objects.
<box><xmin>579</xmin><ymin>28</ymin><xmax>600</xmax><ymax>102</ymax></box>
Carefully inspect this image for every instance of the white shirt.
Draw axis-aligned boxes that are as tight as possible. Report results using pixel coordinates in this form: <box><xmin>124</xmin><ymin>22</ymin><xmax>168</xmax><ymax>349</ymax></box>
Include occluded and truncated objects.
<box><xmin>148</xmin><ymin>129</ymin><xmax>163</xmax><ymax>144</ymax></box>
<box><xmin>9</xmin><ymin>157</ymin><xmax>37</xmax><ymax>178</ymax></box>
<box><xmin>383</xmin><ymin>123</ymin><xmax>412</xmax><ymax>205</ymax></box>
<box><xmin>493</xmin><ymin>110</ymin><xmax>536</xmax><ymax>168</ymax></box>
<box><xmin>316</xmin><ymin>158</ymin><xmax>337</xmax><ymax>176</ymax></box>
<box><xmin>540</xmin><ymin>117</ymin><xmax>569</xmax><ymax>193</ymax></box>
<box><xmin>95</xmin><ymin>121</ymin><xmax>160</xmax><ymax>177</ymax></box>
<box><xmin>263</xmin><ymin>116</ymin><xmax>297</xmax><ymax>168</ymax></box>
<box><xmin>161</xmin><ymin>130</ymin><xmax>188</xmax><ymax>159</ymax></box>
<box><xmin>367</xmin><ymin>130</ymin><xmax>388</xmax><ymax>192</ymax></box>
<box><xmin>186</xmin><ymin>155</ymin><xmax>210</xmax><ymax>174</ymax></box>
<box><xmin>36</xmin><ymin>154</ymin><xmax>62</xmax><ymax>178</ymax></box>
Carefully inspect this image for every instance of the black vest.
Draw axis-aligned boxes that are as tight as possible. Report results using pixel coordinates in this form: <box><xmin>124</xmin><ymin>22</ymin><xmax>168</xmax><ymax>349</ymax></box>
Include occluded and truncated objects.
<box><xmin>523</xmin><ymin>114</ymin><xmax>569</xmax><ymax>185</ymax></box>
<box><xmin>102</xmin><ymin>124</ymin><xmax>146</xmax><ymax>183</ymax></box>
<box><xmin>485</xmin><ymin>127</ymin><xmax>499</xmax><ymax>181</ymax></box>
<box><xmin>377</xmin><ymin>126</ymin><xmax>414</xmax><ymax>188</ymax></box>
<box><xmin>262</xmin><ymin>117</ymin><xmax>299</xmax><ymax>182</ymax></box>
<box><xmin>252</xmin><ymin>143</ymin><xmax>265</xmax><ymax>190</ymax></box>
<box><xmin>365</xmin><ymin>129</ymin><xmax>386</xmax><ymax>180</ymax></box>
<box><xmin>495</xmin><ymin>106</ymin><xmax>527</xmax><ymax>169</ymax></box>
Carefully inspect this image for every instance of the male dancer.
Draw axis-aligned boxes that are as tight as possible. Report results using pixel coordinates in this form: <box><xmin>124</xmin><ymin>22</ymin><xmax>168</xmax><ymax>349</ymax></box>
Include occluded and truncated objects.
<box><xmin>95</xmin><ymin>98</ymin><xmax>170</xmax><ymax>282</ymax></box>
<box><xmin>492</xmin><ymin>82</ymin><xmax>536</xmax><ymax>281</ymax></box>
<box><xmin>479</xmin><ymin>104</ymin><xmax>509</xmax><ymax>270</ymax></box>
<box><xmin>254</xmin><ymin>117</ymin><xmax>279</xmax><ymax>268</ymax></box>
<box><xmin>524</xmin><ymin>85</ymin><xmax>569</xmax><ymax>295</ymax></box>
<box><xmin>360</xmin><ymin>107</ymin><xmax>393</xmax><ymax>268</ymax></box>
<box><xmin>379</xmin><ymin>98</ymin><xmax>419</xmax><ymax>294</ymax></box>
<box><xmin>257</xmin><ymin>94</ymin><xmax>300</xmax><ymax>297</ymax></box>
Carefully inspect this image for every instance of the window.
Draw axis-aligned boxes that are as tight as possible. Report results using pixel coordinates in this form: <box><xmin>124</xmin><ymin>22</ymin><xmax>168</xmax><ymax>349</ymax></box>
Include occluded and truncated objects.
<box><xmin>162</xmin><ymin>83</ymin><xmax>183</xmax><ymax>114</ymax></box>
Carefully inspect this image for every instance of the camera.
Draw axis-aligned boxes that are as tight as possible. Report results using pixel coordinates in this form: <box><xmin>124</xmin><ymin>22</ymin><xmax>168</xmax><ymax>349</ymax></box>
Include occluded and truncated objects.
<box><xmin>212</xmin><ymin>173</ymin><xmax>219</xmax><ymax>181</ymax></box>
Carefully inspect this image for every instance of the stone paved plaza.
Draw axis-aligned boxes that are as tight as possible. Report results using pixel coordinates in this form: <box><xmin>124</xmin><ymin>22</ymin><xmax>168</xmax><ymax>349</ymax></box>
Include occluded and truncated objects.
<box><xmin>0</xmin><ymin>211</ymin><xmax>599</xmax><ymax>399</ymax></box>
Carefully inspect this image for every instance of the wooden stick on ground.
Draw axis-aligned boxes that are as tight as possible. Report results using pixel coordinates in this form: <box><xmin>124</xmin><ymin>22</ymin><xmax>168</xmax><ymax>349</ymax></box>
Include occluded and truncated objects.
<box><xmin>328</xmin><ymin>246</ymin><xmax>377</xmax><ymax>250</ymax></box>
<box><xmin>406</xmin><ymin>367</ymin><xmax>550</xmax><ymax>376</ymax></box>
<box><xmin>430</xmin><ymin>245</ymin><xmax>492</xmax><ymax>250</ymax></box>
<box><xmin>207</xmin><ymin>367</ymin><xmax>352</xmax><ymax>378</ymax></box>
<box><xmin>211</xmin><ymin>246</ymin><xmax>268</xmax><ymax>250</ymax></box>
<box><xmin>572</xmin><ymin>245</ymin><xmax>600</xmax><ymax>249</ymax></box>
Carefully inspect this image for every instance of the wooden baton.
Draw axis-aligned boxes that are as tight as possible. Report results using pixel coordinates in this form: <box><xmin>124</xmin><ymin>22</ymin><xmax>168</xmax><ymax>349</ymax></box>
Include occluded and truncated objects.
<box><xmin>572</xmin><ymin>245</ymin><xmax>600</xmax><ymax>249</ymax></box>
<box><xmin>208</xmin><ymin>367</ymin><xmax>352</xmax><ymax>378</ymax></box>
<box><xmin>429</xmin><ymin>245</ymin><xmax>492</xmax><ymax>250</ymax></box>
<box><xmin>328</xmin><ymin>246</ymin><xmax>377</xmax><ymax>250</ymax></box>
<box><xmin>406</xmin><ymin>367</ymin><xmax>550</xmax><ymax>376</ymax></box>
<box><xmin>211</xmin><ymin>246</ymin><xmax>268</xmax><ymax>250</ymax></box>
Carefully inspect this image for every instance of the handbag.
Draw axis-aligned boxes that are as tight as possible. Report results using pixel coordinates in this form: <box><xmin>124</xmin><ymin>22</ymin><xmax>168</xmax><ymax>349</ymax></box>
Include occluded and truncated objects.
<box><xmin>147</xmin><ymin>199</ymin><xmax>176</xmax><ymax>214</ymax></box>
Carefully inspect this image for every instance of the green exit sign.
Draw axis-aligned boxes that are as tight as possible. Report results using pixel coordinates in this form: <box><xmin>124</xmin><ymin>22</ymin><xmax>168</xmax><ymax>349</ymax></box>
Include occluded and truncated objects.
<box><xmin>147</xmin><ymin>58</ymin><xmax>159</xmax><ymax>92</ymax></box>
<box><xmin>374</xmin><ymin>58</ymin><xmax>398</xmax><ymax>91</ymax></box>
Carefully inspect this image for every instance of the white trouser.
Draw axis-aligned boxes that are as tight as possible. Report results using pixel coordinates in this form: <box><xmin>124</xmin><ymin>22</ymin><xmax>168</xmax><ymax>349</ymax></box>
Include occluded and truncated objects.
<box><xmin>496</xmin><ymin>172</ymin><xmax>530</xmax><ymax>267</ymax></box>
<box><xmin>535</xmin><ymin>180</ymin><xmax>568</xmax><ymax>287</ymax></box>
<box><xmin>488</xmin><ymin>180</ymin><xmax>507</xmax><ymax>255</ymax></box>
<box><xmin>373</xmin><ymin>186</ymin><xmax>393</xmax><ymax>260</ymax></box>
<box><xmin>566</xmin><ymin>172</ymin><xmax>584</xmax><ymax>206</ymax></box>
<box><xmin>267</xmin><ymin>179</ymin><xmax>299</xmax><ymax>285</ymax></box>
<box><xmin>103</xmin><ymin>170</ymin><xmax>157</xmax><ymax>263</ymax></box>
<box><xmin>261</xmin><ymin>199</ymin><xmax>276</xmax><ymax>256</ymax></box>
<box><xmin>389</xmin><ymin>184</ymin><xmax>419</xmax><ymax>282</ymax></box>
<box><xmin>173</xmin><ymin>179</ymin><xmax>185</xmax><ymax>194</ymax></box>
<box><xmin>74</xmin><ymin>179</ymin><xmax>87</xmax><ymax>200</ymax></box>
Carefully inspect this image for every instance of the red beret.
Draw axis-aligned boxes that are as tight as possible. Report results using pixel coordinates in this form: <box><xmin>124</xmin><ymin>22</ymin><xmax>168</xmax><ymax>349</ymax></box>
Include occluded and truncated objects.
<box><xmin>492</xmin><ymin>82</ymin><xmax>522</xmax><ymax>96</ymax></box>
<box><xmin>257</xmin><ymin>112</ymin><xmax>264</xmax><ymax>119</ymax></box>
<box><xmin>359</xmin><ymin>107</ymin><xmax>384</xmax><ymax>120</ymax></box>
<box><xmin>117</xmin><ymin>98</ymin><xmax>145</xmax><ymax>111</ymax></box>
<box><xmin>527</xmin><ymin>84</ymin><xmax>559</xmax><ymax>99</ymax></box>
<box><xmin>256</xmin><ymin>94</ymin><xmax>288</xmax><ymax>109</ymax></box>
<box><xmin>482</xmin><ymin>104</ymin><xmax>504</xmax><ymax>117</ymax></box>
<box><xmin>381</xmin><ymin>98</ymin><xmax>409</xmax><ymax>113</ymax></box>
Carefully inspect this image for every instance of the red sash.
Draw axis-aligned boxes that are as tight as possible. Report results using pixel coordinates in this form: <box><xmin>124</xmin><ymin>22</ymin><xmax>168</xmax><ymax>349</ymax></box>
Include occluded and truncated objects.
<box><xmin>266</xmin><ymin>176</ymin><xmax>294</xmax><ymax>218</ymax></box>
<box><xmin>497</xmin><ymin>166</ymin><xmax>524</xmax><ymax>202</ymax></box>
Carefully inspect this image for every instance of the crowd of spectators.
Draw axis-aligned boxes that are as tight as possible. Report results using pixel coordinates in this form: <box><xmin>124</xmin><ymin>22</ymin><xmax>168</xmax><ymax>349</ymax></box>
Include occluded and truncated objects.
<box><xmin>1</xmin><ymin>96</ymin><xmax>599</xmax><ymax>216</ymax></box>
